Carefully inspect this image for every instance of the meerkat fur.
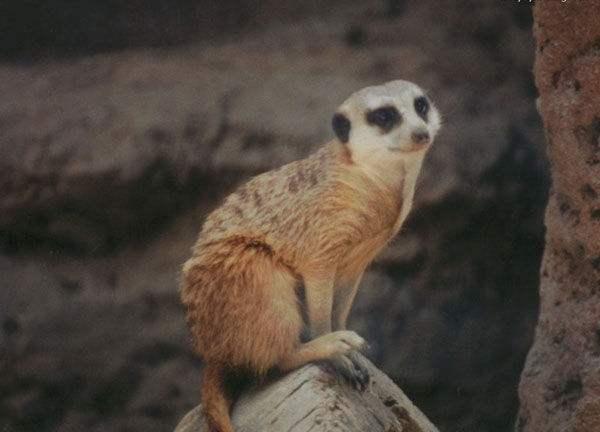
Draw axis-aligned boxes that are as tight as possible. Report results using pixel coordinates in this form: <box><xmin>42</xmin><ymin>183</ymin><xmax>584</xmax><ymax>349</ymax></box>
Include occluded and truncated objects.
<box><xmin>180</xmin><ymin>80</ymin><xmax>441</xmax><ymax>432</ymax></box>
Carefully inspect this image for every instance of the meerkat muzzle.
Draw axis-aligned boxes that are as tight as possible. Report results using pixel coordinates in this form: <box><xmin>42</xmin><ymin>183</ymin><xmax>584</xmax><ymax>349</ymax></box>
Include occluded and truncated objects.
<box><xmin>411</xmin><ymin>130</ymin><xmax>430</xmax><ymax>145</ymax></box>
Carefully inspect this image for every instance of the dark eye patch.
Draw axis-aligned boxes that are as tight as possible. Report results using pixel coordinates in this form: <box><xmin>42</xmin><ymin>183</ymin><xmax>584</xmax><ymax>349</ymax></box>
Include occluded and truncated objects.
<box><xmin>332</xmin><ymin>113</ymin><xmax>351</xmax><ymax>143</ymax></box>
<box><xmin>366</xmin><ymin>105</ymin><xmax>401</xmax><ymax>133</ymax></box>
<box><xmin>414</xmin><ymin>96</ymin><xmax>429</xmax><ymax>122</ymax></box>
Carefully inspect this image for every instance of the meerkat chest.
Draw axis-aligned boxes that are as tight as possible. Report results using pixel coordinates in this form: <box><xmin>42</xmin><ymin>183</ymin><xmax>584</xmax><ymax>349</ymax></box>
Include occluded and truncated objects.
<box><xmin>336</xmin><ymin>164</ymin><xmax>421</xmax><ymax>282</ymax></box>
<box><xmin>336</xmin><ymin>229</ymin><xmax>392</xmax><ymax>282</ymax></box>
<box><xmin>391</xmin><ymin>159</ymin><xmax>423</xmax><ymax>235</ymax></box>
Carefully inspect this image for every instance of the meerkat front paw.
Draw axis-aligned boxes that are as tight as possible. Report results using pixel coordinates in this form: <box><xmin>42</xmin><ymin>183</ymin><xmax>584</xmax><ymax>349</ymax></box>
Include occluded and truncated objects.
<box><xmin>321</xmin><ymin>330</ymin><xmax>366</xmax><ymax>356</ymax></box>
<box><xmin>314</xmin><ymin>330</ymin><xmax>369</xmax><ymax>390</ymax></box>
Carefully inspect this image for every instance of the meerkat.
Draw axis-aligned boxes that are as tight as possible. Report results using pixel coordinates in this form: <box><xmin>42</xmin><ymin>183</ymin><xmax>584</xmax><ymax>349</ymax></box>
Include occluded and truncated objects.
<box><xmin>180</xmin><ymin>80</ymin><xmax>441</xmax><ymax>432</ymax></box>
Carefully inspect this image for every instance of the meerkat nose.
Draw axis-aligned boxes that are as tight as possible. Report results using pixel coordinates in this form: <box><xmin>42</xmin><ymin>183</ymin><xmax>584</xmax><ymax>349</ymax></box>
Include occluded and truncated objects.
<box><xmin>411</xmin><ymin>129</ymin><xmax>430</xmax><ymax>144</ymax></box>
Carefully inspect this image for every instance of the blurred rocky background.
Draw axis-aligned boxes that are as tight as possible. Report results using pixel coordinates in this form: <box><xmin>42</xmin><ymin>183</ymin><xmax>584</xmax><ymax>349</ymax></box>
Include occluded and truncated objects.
<box><xmin>0</xmin><ymin>1</ymin><xmax>548</xmax><ymax>431</ymax></box>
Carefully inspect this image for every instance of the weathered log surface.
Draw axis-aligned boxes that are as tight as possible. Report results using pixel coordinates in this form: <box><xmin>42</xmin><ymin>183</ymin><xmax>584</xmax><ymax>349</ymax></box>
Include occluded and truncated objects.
<box><xmin>174</xmin><ymin>355</ymin><xmax>438</xmax><ymax>432</ymax></box>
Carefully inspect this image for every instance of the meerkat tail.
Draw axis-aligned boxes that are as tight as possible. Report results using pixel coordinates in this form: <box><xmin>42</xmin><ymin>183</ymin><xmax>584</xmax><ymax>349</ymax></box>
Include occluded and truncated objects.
<box><xmin>201</xmin><ymin>364</ymin><xmax>234</xmax><ymax>432</ymax></box>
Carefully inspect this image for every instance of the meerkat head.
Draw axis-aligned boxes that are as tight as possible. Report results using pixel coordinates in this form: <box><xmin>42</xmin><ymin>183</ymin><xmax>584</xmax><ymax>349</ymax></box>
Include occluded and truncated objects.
<box><xmin>331</xmin><ymin>80</ymin><xmax>441</xmax><ymax>162</ymax></box>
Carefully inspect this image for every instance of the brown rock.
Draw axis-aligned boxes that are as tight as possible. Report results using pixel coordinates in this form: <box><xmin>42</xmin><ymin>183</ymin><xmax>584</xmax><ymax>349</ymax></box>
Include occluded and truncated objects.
<box><xmin>517</xmin><ymin>3</ymin><xmax>600</xmax><ymax>432</ymax></box>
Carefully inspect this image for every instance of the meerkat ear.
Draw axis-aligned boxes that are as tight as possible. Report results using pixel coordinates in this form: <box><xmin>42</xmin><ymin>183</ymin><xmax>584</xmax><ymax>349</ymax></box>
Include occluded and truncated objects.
<box><xmin>332</xmin><ymin>113</ymin><xmax>351</xmax><ymax>143</ymax></box>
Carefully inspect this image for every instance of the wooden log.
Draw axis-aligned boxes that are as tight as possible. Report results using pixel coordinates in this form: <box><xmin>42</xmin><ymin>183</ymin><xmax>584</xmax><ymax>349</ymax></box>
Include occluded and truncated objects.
<box><xmin>174</xmin><ymin>355</ymin><xmax>438</xmax><ymax>432</ymax></box>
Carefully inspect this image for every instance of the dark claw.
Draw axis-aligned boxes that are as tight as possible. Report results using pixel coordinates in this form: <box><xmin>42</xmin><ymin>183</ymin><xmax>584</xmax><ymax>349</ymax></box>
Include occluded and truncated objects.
<box><xmin>347</xmin><ymin>351</ymin><xmax>370</xmax><ymax>390</ymax></box>
<box><xmin>328</xmin><ymin>352</ymin><xmax>370</xmax><ymax>391</ymax></box>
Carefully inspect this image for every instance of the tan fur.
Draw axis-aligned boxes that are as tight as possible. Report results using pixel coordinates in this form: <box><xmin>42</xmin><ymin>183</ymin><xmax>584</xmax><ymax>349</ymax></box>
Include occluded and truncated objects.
<box><xmin>180</xmin><ymin>80</ymin><xmax>440</xmax><ymax>432</ymax></box>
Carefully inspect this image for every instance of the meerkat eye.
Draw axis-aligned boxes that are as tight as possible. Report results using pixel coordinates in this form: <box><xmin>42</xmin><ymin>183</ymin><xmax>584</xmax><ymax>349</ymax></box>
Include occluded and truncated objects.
<box><xmin>414</xmin><ymin>96</ymin><xmax>429</xmax><ymax>121</ymax></box>
<box><xmin>366</xmin><ymin>105</ymin><xmax>401</xmax><ymax>132</ymax></box>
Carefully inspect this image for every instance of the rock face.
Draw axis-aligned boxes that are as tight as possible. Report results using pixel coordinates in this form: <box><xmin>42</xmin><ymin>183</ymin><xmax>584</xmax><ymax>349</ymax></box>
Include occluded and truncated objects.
<box><xmin>0</xmin><ymin>0</ymin><xmax>347</xmax><ymax>59</ymax></box>
<box><xmin>174</xmin><ymin>356</ymin><xmax>439</xmax><ymax>432</ymax></box>
<box><xmin>0</xmin><ymin>2</ymin><xmax>547</xmax><ymax>432</ymax></box>
<box><xmin>517</xmin><ymin>3</ymin><xmax>600</xmax><ymax>432</ymax></box>
<box><xmin>0</xmin><ymin>55</ymin><xmax>228</xmax><ymax>253</ymax></box>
